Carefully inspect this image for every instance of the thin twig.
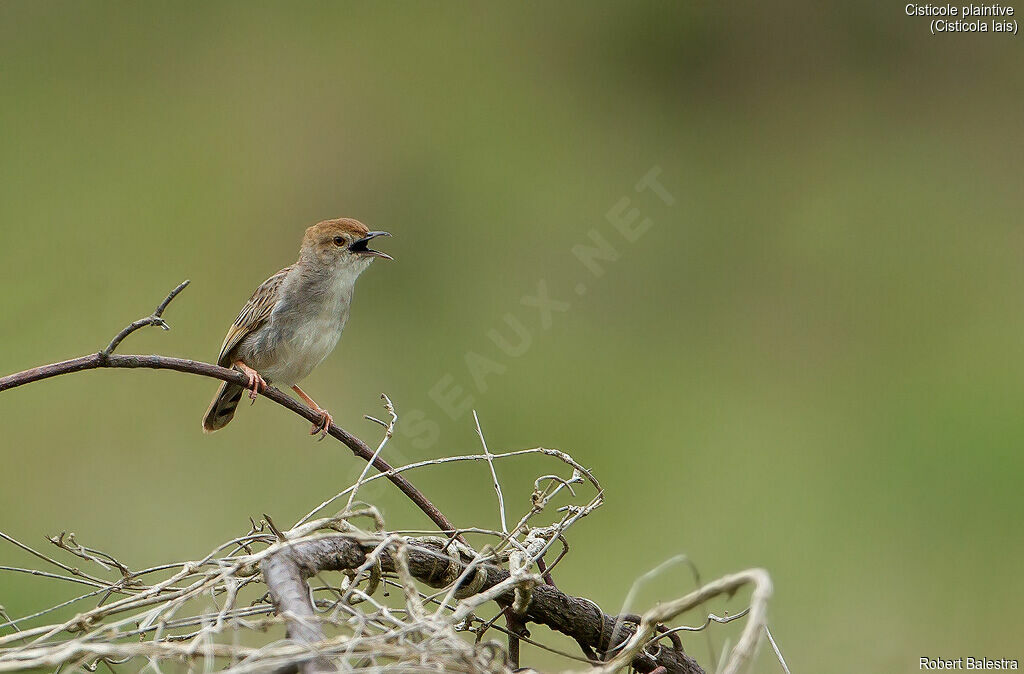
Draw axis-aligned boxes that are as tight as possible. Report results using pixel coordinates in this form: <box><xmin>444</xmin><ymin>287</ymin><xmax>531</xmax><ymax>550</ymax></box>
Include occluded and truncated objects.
<box><xmin>764</xmin><ymin>625</ymin><xmax>791</xmax><ymax>674</ymax></box>
<box><xmin>101</xmin><ymin>280</ymin><xmax>190</xmax><ymax>357</ymax></box>
<box><xmin>346</xmin><ymin>395</ymin><xmax>397</xmax><ymax>513</ymax></box>
<box><xmin>0</xmin><ymin>531</ymin><xmax>107</xmax><ymax>586</ymax></box>
<box><xmin>473</xmin><ymin>411</ymin><xmax>507</xmax><ymax>534</ymax></box>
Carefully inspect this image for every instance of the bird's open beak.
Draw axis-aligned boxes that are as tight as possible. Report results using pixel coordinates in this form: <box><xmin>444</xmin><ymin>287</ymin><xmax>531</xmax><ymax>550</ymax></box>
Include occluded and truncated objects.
<box><xmin>349</xmin><ymin>231</ymin><xmax>393</xmax><ymax>260</ymax></box>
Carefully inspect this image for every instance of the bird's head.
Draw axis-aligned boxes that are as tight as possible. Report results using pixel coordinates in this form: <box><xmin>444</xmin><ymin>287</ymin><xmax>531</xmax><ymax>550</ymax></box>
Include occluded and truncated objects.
<box><xmin>301</xmin><ymin>218</ymin><xmax>392</xmax><ymax>271</ymax></box>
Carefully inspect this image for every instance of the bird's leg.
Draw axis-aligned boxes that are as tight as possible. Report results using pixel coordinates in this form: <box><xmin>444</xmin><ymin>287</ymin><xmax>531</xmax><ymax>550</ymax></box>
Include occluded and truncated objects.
<box><xmin>232</xmin><ymin>360</ymin><xmax>267</xmax><ymax>403</ymax></box>
<box><xmin>292</xmin><ymin>385</ymin><xmax>333</xmax><ymax>439</ymax></box>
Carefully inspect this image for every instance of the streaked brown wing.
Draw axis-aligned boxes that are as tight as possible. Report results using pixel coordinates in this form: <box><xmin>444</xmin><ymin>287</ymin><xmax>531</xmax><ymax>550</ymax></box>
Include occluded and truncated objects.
<box><xmin>216</xmin><ymin>266</ymin><xmax>291</xmax><ymax>366</ymax></box>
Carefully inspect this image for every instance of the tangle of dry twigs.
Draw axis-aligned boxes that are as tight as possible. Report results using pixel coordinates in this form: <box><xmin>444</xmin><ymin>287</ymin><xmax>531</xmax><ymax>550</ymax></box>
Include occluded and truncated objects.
<box><xmin>0</xmin><ymin>282</ymin><xmax>784</xmax><ymax>673</ymax></box>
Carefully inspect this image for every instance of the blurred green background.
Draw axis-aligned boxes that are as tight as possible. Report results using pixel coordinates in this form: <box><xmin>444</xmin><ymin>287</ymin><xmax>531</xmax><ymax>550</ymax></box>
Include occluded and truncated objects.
<box><xmin>2</xmin><ymin>2</ymin><xmax>1022</xmax><ymax>671</ymax></box>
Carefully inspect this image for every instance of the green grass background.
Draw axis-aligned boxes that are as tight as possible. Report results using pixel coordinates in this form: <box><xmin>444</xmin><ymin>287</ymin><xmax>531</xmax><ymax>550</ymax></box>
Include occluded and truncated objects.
<box><xmin>1</xmin><ymin>2</ymin><xmax>1022</xmax><ymax>671</ymax></box>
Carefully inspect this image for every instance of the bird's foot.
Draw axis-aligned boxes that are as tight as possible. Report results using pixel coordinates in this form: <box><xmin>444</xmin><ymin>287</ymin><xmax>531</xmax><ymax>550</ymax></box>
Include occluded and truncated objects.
<box><xmin>311</xmin><ymin>408</ymin><xmax>333</xmax><ymax>440</ymax></box>
<box><xmin>291</xmin><ymin>385</ymin><xmax>331</xmax><ymax>439</ymax></box>
<box><xmin>232</xmin><ymin>361</ymin><xmax>267</xmax><ymax>403</ymax></box>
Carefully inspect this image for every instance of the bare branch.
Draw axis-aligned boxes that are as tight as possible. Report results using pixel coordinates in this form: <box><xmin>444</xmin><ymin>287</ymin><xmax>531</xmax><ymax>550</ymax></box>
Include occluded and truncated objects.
<box><xmin>259</xmin><ymin>534</ymin><xmax>705</xmax><ymax>674</ymax></box>
<box><xmin>0</xmin><ymin>282</ymin><xmax>456</xmax><ymax>536</ymax></box>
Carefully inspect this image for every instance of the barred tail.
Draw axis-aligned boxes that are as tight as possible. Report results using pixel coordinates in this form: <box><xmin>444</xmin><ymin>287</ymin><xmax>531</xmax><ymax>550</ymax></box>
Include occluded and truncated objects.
<box><xmin>202</xmin><ymin>382</ymin><xmax>245</xmax><ymax>433</ymax></box>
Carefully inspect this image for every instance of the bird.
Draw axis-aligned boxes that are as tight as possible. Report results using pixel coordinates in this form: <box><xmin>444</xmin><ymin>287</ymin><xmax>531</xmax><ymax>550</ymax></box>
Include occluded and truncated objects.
<box><xmin>202</xmin><ymin>218</ymin><xmax>392</xmax><ymax>437</ymax></box>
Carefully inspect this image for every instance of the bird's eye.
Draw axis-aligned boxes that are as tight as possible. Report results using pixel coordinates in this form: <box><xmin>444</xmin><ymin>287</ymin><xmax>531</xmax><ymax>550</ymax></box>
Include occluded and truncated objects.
<box><xmin>333</xmin><ymin>236</ymin><xmax>345</xmax><ymax>247</ymax></box>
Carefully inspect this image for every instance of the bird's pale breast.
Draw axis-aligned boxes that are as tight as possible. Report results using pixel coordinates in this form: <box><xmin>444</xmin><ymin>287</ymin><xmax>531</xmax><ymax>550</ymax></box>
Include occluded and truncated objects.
<box><xmin>237</xmin><ymin>266</ymin><xmax>357</xmax><ymax>386</ymax></box>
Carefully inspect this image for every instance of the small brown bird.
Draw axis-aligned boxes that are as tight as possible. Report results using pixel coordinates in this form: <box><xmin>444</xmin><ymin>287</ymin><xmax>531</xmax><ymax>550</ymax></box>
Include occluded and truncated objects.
<box><xmin>202</xmin><ymin>218</ymin><xmax>392</xmax><ymax>437</ymax></box>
